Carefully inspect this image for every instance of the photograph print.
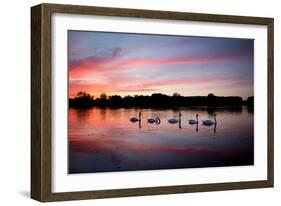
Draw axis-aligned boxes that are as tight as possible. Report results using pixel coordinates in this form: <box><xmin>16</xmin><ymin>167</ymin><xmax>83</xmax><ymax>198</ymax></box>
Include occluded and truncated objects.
<box><xmin>68</xmin><ymin>30</ymin><xmax>254</xmax><ymax>174</ymax></box>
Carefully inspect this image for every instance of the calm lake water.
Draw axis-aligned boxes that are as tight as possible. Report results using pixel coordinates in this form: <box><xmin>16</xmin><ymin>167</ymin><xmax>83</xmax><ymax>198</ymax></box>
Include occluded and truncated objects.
<box><xmin>68</xmin><ymin>107</ymin><xmax>254</xmax><ymax>174</ymax></box>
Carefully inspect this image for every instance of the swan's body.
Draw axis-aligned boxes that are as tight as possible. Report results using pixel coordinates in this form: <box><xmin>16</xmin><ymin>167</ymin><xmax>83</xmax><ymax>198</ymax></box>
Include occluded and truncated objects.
<box><xmin>147</xmin><ymin>117</ymin><xmax>161</xmax><ymax>124</ymax></box>
<box><xmin>189</xmin><ymin>114</ymin><xmax>199</xmax><ymax>125</ymax></box>
<box><xmin>130</xmin><ymin>112</ymin><xmax>141</xmax><ymax>122</ymax></box>
<box><xmin>202</xmin><ymin>120</ymin><xmax>215</xmax><ymax>126</ymax></box>
<box><xmin>130</xmin><ymin>117</ymin><xmax>139</xmax><ymax>122</ymax></box>
<box><xmin>168</xmin><ymin>119</ymin><xmax>178</xmax><ymax>124</ymax></box>
<box><xmin>202</xmin><ymin>114</ymin><xmax>217</xmax><ymax>126</ymax></box>
<box><xmin>189</xmin><ymin>120</ymin><xmax>198</xmax><ymax>124</ymax></box>
<box><xmin>168</xmin><ymin>112</ymin><xmax>182</xmax><ymax>124</ymax></box>
<box><xmin>147</xmin><ymin>118</ymin><xmax>156</xmax><ymax>123</ymax></box>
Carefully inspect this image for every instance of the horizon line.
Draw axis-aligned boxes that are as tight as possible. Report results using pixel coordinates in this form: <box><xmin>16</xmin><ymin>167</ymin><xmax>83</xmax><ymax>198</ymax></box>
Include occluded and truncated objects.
<box><xmin>69</xmin><ymin>92</ymin><xmax>253</xmax><ymax>100</ymax></box>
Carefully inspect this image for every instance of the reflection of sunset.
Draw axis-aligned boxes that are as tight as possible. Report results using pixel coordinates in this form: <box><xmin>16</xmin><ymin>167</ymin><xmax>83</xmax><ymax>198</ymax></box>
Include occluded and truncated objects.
<box><xmin>70</xmin><ymin>135</ymin><xmax>240</xmax><ymax>155</ymax></box>
<box><xmin>68</xmin><ymin>31</ymin><xmax>254</xmax><ymax>99</ymax></box>
<box><xmin>68</xmin><ymin>107</ymin><xmax>254</xmax><ymax>173</ymax></box>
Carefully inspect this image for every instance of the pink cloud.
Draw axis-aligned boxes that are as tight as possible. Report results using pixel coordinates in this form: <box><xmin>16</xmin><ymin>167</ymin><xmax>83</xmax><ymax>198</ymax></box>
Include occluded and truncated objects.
<box><xmin>114</xmin><ymin>56</ymin><xmax>222</xmax><ymax>68</ymax></box>
<box><xmin>68</xmin><ymin>75</ymin><xmax>249</xmax><ymax>98</ymax></box>
<box><xmin>68</xmin><ymin>51</ymin><xmax>252</xmax><ymax>98</ymax></box>
<box><xmin>69</xmin><ymin>54</ymin><xmax>230</xmax><ymax>80</ymax></box>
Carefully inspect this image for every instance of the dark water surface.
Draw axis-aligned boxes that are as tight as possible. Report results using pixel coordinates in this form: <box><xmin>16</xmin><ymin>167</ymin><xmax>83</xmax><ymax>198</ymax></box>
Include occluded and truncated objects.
<box><xmin>68</xmin><ymin>107</ymin><xmax>254</xmax><ymax>174</ymax></box>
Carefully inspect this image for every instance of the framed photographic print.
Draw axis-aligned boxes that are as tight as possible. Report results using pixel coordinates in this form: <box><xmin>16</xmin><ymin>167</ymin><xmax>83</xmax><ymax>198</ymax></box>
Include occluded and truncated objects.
<box><xmin>31</xmin><ymin>3</ymin><xmax>274</xmax><ymax>202</ymax></box>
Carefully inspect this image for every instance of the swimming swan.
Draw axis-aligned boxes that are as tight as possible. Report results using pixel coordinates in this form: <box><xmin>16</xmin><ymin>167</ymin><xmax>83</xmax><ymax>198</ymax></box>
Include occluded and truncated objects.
<box><xmin>147</xmin><ymin>117</ymin><xmax>161</xmax><ymax>124</ymax></box>
<box><xmin>202</xmin><ymin>114</ymin><xmax>217</xmax><ymax>126</ymax></box>
<box><xmin>130</xmin><ymin>112</ymin><xmax>141</xmax><ymax>122</ymax></box>
<box><xmin>168</xmin><ymin>112</ymin><xmax>182</xmax><ymax>124</ymax></box>
<box><xmin>189</xmin><ymin>114</ymin><xmax>199</xmax><ymax>125</ymax></box>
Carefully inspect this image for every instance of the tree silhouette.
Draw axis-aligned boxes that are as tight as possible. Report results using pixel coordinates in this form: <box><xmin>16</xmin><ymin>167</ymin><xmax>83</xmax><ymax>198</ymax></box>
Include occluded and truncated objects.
<box><xmin>75</xmin><ymin>91</ymin><xmax>93</xmax><ymax>100</ymax></box>
<box><xmin>69</xmin><ymin>91</ymin><xmax>94</xmax><ymax>108</ymax></box>
<box><xmin>173</xmin><ymin>92</ymin><xmax>181</xmax><ymax>97</ymax></box>
<box><xmin>100</xmin><ymin>93</ymin><xmax>107</xmax><ymax>100</ymax></box>
<box><xmin>69</xmin><ymin>91</ymin><xmax>252</xmax><ymax>109</ymax></box>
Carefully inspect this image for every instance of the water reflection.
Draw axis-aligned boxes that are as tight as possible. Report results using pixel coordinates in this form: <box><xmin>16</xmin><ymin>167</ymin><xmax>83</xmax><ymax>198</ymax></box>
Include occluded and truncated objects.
<box><xmin>69</xmin><ymin>106</ymin><xmax>254</xmax><ymax>174</ymax></box>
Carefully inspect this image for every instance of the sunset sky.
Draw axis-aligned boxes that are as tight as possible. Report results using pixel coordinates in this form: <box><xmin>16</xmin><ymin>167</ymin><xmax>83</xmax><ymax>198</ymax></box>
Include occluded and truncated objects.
<box><xmin>68</xmin><ymin>31</ymin><xmax>254</xmax><ymax>99</ymax></box>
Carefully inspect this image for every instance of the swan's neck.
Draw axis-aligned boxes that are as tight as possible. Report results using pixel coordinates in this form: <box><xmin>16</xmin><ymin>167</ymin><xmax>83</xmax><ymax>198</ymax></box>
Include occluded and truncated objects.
<box><xmin>196</xmin><ymin>115</ymin><xmax>198</xmax><ymax>122</ymax></box>
<box><xmin>214</xmin><ymin>116</ymin><xmax>217</xmax><ymax>124</ymax></box>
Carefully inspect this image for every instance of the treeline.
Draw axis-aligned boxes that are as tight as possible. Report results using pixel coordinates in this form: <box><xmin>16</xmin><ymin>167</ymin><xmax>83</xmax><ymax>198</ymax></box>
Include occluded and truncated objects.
<box><xmin>69</xmin><ymin>91</ymin><xmax>254</xmax><ymax>109</ymax></box>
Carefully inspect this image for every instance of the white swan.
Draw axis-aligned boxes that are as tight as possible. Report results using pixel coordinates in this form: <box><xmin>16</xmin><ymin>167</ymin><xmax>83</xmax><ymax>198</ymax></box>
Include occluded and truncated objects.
<box><xmin>202</xmin><ymin>114</ymin><xmax>217</xmax><ymax>126</ymax></box>
<box><xmin>147</xmin><ymin>117</ymin><xmax>161</xmax><ymax>124</ymax></box>
<box><xmin>130</xmin><ymin>112</ymin><xmax>141</xmax><ymax>122</ymax></box>
<box><xmin>147</xmin><ymin>117</ymin><xmax>161</xmax><ymax>125</ymax></box>
<box><xmin>189</xmin><ymin>114</ymin><xmax>199</xmax><ymax>125</ymax></box>
<box><xmin>147</xmin><ymin>118</ymin><xmax>156</xmax><ymax>123</ymax></box>
<box><xmin>168</xmin><ymin>112</ymin><xmax>182</xmax><ymax>124</ymax></box>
